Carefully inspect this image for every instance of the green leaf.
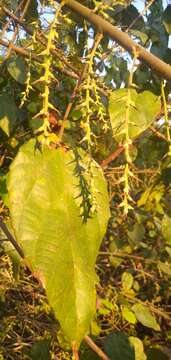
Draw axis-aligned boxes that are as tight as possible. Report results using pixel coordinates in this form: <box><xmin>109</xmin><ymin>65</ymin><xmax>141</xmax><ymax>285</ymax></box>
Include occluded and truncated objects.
<box><xmin>129</xmin><ymin>337</ymin><xmax>146</xmax><ymax>360</ymax></box>
<box><xmin>121</xmin><ymin>272</ymin><xmax>133</xmax><ymax>291</ymax></box>
<box><xmin>163</xmin><ymin>5</ymin><xmax>171</xmax><ymax>34</ymax></box>
<box><xmin>0</xmin><ymin>95</ymin><xmax>17</xmax><ymax>136</ymax></box>
<box><xmin>8</xmin><ymin>139</ymin><xmax>110</xmax><ymax>347</ymax></box>
<box><xmin>132</xmin><ymin>303</ymin><xmax>160</xmax><ymax>331</ymax></box>
<box><xmin>29</xmin><ymin>340</ymin><xmax>51</xmax><ymax>360</ymax></box>
<box><xmin>6</xmin><ymin>56</ymin><xmax>28</xmax><ymax>84</ymax></box>
<box><xmin>128</xmin><ymin>223</ymin><xmax>145</xmax><ymax>246</ymax></box>
<box><xmin>158</xmin><ymin>262</ymin><xmax>171</xmax><ymax>277</ymax></box>
<box><xmin>25</xmin><ymin>0</ymin><xmax>38</xmax><ymax>23</ymax></box>
<box><xmin>147</xmin><ymin>347</ymin><xmax>169</xmax><ymax>360</ymax></box>
<box><xmin>121</xmin><ymin>5</ymin><xmax>144</xmax><ymax>31</ymax></box>
<box><xmin>121</xmin><ymin>306</ymin><xmax>137</xmax><ymax>324</ymax></box>
<box><xmin>129</xmin><ymin>30</ymin><xmax>148</xmax><ymax>44</ymax></box>
<box><xmin>165</xmin><ymin>246</ymin><xmax>171</xmax><ymax>257</ymax></box>
<box><xmin>162</xmin><ymin>214</ymin><xmax>171</xmax><ymax>245</ymax></box>
<box><xmin>109</xmin><ymin>89</ymin><xmax>160</xmax><ymax>143</ymax></box>
<box><xmin>0</xmin><ymin>175</ymin><xmax>9</xmax><ymax>207</ymax></box>
<box><xmin>104</xmin><ymin>332</ymin><xmax>135</xmax><ymax>360</ymax></box>
<box><xmin>80</xmin><ymin>337</ymin><xmax>100</xmax><ymax>360</ymax></box>
<box><xmin>80</xmin><ymin>344</ymin><xmax>100</xmax><ymax>360</ymax></box>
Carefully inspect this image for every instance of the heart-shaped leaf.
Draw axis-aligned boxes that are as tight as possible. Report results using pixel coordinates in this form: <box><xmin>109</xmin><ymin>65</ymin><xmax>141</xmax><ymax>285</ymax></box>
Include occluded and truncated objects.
<box><xmin>109</xmin><ymin>89</ymin><xmax>160</xmax><ymax>143</ymax></box>
<box><xmin>8</xmin><ymin>139</ymin><xmax>110</xmax><ymax>347</ymax></box>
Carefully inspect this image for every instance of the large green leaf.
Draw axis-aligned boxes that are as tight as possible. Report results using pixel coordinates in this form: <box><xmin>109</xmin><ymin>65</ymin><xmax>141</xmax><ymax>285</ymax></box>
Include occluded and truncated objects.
<box><xmin>109</xmin><ymin>89</ymin><xmax>160</xmax><ymax>143</ymax></box>
<box><xmin>8</xmin><ymin>139</ymin><xmax>110</xmax><ymax>347</ymax></box>
<box><xmin>0</xmin><ymin>95</ymin><xmax>17</xmax><ymax>136</ymax></box>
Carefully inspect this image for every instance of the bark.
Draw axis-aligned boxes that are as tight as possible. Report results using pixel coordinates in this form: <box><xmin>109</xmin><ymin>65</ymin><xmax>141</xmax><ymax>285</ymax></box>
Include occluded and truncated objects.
<box><xmin>58</xmin><ymin>0</ymin><xmax>171</xmax><ymax>82</ymax></box>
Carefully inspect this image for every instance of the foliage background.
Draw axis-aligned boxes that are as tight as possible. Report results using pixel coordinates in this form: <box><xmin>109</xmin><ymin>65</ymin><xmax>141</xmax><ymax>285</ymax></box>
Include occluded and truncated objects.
<box><xmin>0</xmin><ymin>0</ymin><xmax>171</xmax><ymax>359</ymax></box>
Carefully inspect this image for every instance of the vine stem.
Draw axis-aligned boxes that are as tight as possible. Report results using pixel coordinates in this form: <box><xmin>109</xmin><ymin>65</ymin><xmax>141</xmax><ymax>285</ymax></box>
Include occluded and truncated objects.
<box><xmin>84</xmin><ymin>335</ymin><xmax>110</xmax><ymax>360</ymax></box>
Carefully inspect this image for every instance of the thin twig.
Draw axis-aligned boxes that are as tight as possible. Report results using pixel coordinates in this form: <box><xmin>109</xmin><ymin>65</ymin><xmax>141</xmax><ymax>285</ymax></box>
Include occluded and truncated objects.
<box><xmin>126</xmin><ymin>0</ymin><xmax>155</xmax><ymax>33</ymax></box>
<box><xmin>0</xmin><ymin>37</ymin><xmax>42</xmax><ymax>62</ymax></box>
<box><xmin>2</xmin><ymin>6</ymin><xmax>79</xmax><ymax>76</ymax></box>
<box><xmin>84</xmin><ymin>335</ymin><xmax>110</xmax><ymax>360</ymax></box>
<box><xmin>100</xmin><ymin>145</ymin><xmax>124</xmax><ymax>169</ymax></box>
<box><xmin>124</xmin><ymin>294</ymin><xmax>171</xmax><ymax>322</ymax></box>
<box><xmin>3</xmin><ymin>0</ymin><xmax>32</xmax><ymax>62</ymax></box>
<box><xmin>59</xmin><ymin>63</ymin><xmax>88</xmax><ymax>140</ymax></box>
<box><xmin>98</xmin><ymin>251</ymin><xmax>157</xmax><ymax>264</ymax></box>
<box><xmin>1</xmin><ymin>0</ymin><xmax>24</xmax><ymax>38</ymax></box>
<box><xmin>0</xmin><ymin>218</ymin><xmax>24</xmax><ymax>258</ymax></box>
<box><xmin>150</xmin><ymin>126</ymin><xmax>167</xmax><ymax>141</ymax></box>
<box><xmin>2</xmin><ymin>6</ymin><xmax>108</xmax><ymax>96</ymax></box>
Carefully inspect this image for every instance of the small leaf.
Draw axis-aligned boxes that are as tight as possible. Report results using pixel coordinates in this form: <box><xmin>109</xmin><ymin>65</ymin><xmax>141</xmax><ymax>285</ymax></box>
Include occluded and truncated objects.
<box><xmin>129</xmin><ymin>337</ymin><xmax>146</xmax><ymax>360</ymax></box>
<box><xmin>147</xmin><ymin>347</ymin><xmax>169</xmax><ymax>360</ymax></box>
<box><xmin>7</xmin><ymin>56</ymin><xmax>28</xmax><ymax>84</ymax></box>
<box><xmin>165</xmin><ymin>246</ymin><xmax>171</xmax><ymax>257</ymax></box>
<box><xmin>163</xmin><ymin>5</ymin><xmax>171</xmax><ymax>34</ymax></box>
<box><xmin>109</xmin><ymin>89</ymin><xmax>160</xmax><ymax>143</ymax></box>
<box><xmin>162</xmin><ymin>214</ymin><xmax>171</xmax><ymax>245</ymax></box>
<box><xmin>158</xmin><ymin>262</ymin><xmax>171</xmax><ymax>277</ymax></box>
<box><xmin>132</xmin><ymin>303</ymin><xmax>160</xmax><ymax>331</ymax></box>
<box><xmin>29</xmin><ymin>340</ymin><xmax>51</xmax><ymax>360</ymax></box>
<box><xmin>121</xmin><ymin>306</ymin><xmax>137</xmax><ymax>324</ymax></box>
<box><xmin>128</xmin><ymin>223</ymin><xmax>145</xmax><ymax>246</ymax></box>
<box><xmin>121</xmin><ymin>272</ymin><xmax>133</xmax><ymax>291</ymax></box>
<box><xmin>129</xmin><ymin>30</ymin><xmax>148</xmax><ymax>44</ymax></box>
<box><xmin>0</xmin><ymin>95</ymin><xmax>17</xmax><ymax>136</ymax></box>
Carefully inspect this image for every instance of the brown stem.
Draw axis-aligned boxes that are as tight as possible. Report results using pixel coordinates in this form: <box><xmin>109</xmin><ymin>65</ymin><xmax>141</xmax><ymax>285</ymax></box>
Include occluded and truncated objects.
<box><xmin>0</xmin><ymin>218</ymin><xmax>24</xmax><ymax>258</ymax></box>
<box><xmin>84</xmin><ymin>335</ymin><xmax>110</xmax><ymax>360</ymax></box>
<box><xmin>150</xmin><ymin>126</ymin><xmax>168</xmax><ymax>141</ymax></box>
<box><xmin>72</xmin><ymin>342</ymin><xmax>79</xmax><ymax>360</ymax></box>
<box><xmin>58</xmin><ymin>0</ymin><xmax>171</xmax><ymax>82</ymax></box>
<box><xmin>100</xmin><ymin>145</ymin><xmax>124</xmax><ymax>169</ymax></box>
<box><xmin>0</xmin><ymin>38</ymin><xmax>42</xmax><ymax>62</ymax></box>
<box><xmin>98</xmin><ymin>251</ymin><xmax>157</xmax><ymax>264</ymax></box>
<box><xmin>59</xmin><ymin>63</ymin><xmax>88</xmax><ymax>140</ymax></box>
